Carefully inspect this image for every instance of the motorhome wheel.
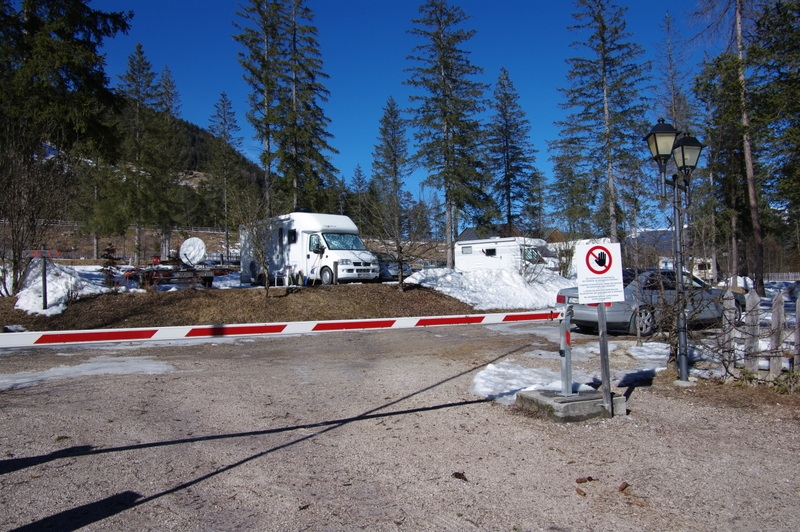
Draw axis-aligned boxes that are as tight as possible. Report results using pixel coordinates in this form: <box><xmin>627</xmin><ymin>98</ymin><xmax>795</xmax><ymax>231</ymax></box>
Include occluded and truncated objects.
<box><xmin>320</xmin><ymin>267</ymin><xmax>333</xmax><ymax>285</ymax></box>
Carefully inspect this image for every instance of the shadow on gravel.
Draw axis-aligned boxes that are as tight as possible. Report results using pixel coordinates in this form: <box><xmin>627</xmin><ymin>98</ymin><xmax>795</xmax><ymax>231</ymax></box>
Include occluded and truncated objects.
<box><xmin>11</xmin><ymin>491</ymin><xmax>143</xmax><ymax>532</ymax></box>
<box><xmin>6</xmin><ymin>342</ymin><xmax>532</xmax><ymax>531</ymax></box>
<box><xmin>618</xmin><ymin>368</ymin><xmax>658</xmax><ymax>401</ymax></box>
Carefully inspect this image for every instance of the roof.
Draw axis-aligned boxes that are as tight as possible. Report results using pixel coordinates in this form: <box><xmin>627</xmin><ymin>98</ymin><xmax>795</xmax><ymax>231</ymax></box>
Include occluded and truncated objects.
<box><xmin>456</xmin><ymin>226</ymin><xmax>564</xmax><ymax>243</ymax></box>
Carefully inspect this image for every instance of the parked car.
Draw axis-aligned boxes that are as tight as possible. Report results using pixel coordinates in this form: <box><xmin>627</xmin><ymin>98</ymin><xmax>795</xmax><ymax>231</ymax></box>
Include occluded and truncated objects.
<box><xmin>555</xmin><ymin>269</ymin><xmax>745</xmax><ymax>336</ymax></box>
<box><xmin>376</xmin><ymin>253</ymin><xmax>413</xmax><ymax>281</ymax></box>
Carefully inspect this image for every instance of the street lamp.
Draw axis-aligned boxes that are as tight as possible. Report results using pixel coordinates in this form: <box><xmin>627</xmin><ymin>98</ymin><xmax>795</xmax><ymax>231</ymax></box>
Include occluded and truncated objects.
<box><xmin>644</xmin><ymin>118</ymin><xmax>680</xmax><ymax>197</ymax></box>
<box><xmin>672</xmin><ymin>132</ymin><xmax>704</xmax><ymax>177</ymax></box>
<box><xmin>644</xmin><ymin>121</ymin><xmax>704</xmax><ymax>382</ymax></box>
<box><xmin>670</xmin><ymin>132</ymin><xmax>704</xmax><ymax>382</ymax></box>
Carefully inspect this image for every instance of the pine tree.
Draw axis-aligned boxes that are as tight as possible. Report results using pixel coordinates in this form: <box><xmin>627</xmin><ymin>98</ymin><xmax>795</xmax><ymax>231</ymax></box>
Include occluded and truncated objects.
<box><xmin>371</xmin><ymin>97</ymin><xmax>411</xmax><ymax>235</ymax></box>
<box><xmin>750</xmin><ymin>0</ymin><xmax>800</xmax><ymax>264</ymax></box>
<box><xmin>654</xmin><ymin>12</ymin><xmax>697</xmax><ymax>132</ymax></box>
<box><xmin>692</xmin><ymin>0</ymin><xmax>767</xmax><ymax>294</ymax></box>
<box><xmin>547</xmin><ymin>136</ymin><xmax>595</xmax><ymax>237</ymax></box>
<box><xmin>694</xmin><ymin>53</ymin><xmax>753</xmax><ymax>283</ymax></box>
<box><xmin>116</xmin><ymin>43</ymin><xmax>160</xmax><ymax>264</ymax></box>
<box><xmin>234</xmin><ymin>0</ymin><xmax>286</xmax><ymax>218</ymax></box>
<box><xmin>208</xmin><ymin>91</ymin><xmax>244</xmax><ymax>260</ymax></box>
<box><xmin>346</xmin><ymin>164</ymin><xmax>371</xmax><ymax>232</ymax></box>
<box><xmin>551</xmin><ymin>0</ymin><xmax>650</xmax><ymax>243</ymax></box>
<box><xmin>0</xmin><ymin>0</ymin><xmax>130</xmax><ymax>293</ymax></box>
<box><xmin>369</xmin><ymin>96</ymin><xmax>415</xmax><ymax>287</ymax></box>
<box><xmin>486</xmin><ymin>67</ymin><xmax>539</xmax><ymax>232</ymax></box>
<box><xmin>148</xmin><ymin>65</ymin><xmax>190</xmax><ymax>259</ymax></box>
<box><xmin>235</xmin><ymin>0</ymin><xmax>337</xmax><ymax>216</ymax></box>
<box><xmin>405</xmin><ymin>0</ymin><xmax>488</xmax><ymax>268</ymax></box>
<box><xmin>118</xmin><ymin>44</ymin><xmax>158</xmax><ymax>163</ymax></box>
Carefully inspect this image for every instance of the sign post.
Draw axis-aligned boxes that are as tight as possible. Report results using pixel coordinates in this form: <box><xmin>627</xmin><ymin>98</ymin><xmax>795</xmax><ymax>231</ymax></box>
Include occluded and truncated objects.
<box><xmin>27</xmin><ymin>248</ymin><xmax>61</xmax><ymax>311</ymax></box>
<box><xmin>575</xmin><ymin>242</ymin><xmax>625</xmax><ymax>416</ymax></box>
<box><xmin>559</xmin><ymin>305</ymin><xmax>573</xmax><ymax>396</ymax></box>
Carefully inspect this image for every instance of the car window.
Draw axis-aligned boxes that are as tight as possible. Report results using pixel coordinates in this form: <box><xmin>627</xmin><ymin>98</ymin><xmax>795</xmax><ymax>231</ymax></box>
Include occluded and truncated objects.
<box><xmin>640</xmin><ymin>271</ymin><xmax>677</xmax><ymax>291</ymax></box>
<box><xmin>688</xmin><ymin>275</ymin><xmax>707</xmax><ymax>288</ymax></box>
<box><xmin>641</xmin><ymin>276</ymin><xmax>661</xmax><ymax>290</ymax></box>
<box><xmin>622</xmin><ymin>269</ymin><xmax>637</xmax><ymax>286</ymax></box>
<box><xmin>659</xmin><ymin>272</ymin><xmax>677</xmax><ymax>290</ymax></box>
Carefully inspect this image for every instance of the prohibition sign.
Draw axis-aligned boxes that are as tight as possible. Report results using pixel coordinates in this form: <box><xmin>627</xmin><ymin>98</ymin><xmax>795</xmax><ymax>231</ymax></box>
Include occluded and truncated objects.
<box><xmin>585</xmin><ymin>245</ymin><xmax>612</xmax><ymax>275</ymax></box>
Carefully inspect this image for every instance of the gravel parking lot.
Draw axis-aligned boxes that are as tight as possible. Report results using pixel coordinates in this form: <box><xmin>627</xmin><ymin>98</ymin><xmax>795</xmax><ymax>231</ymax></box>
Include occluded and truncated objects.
<box><xmin>2</xmin><ymin>323</ymin><xmax>799</xmax><ymax>531</ymax></box>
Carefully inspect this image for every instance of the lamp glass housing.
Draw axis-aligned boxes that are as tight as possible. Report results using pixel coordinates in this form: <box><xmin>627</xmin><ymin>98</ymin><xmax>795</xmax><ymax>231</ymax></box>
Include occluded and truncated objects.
<box><xmin>672</xmin><ymin>133</ymin><xmax>703</xmax><ymax>172</ymax></box>
<box><xmin>644</xmin><ymin>119</ymin><xmax>679</xmax><ymax>162</ymax></box>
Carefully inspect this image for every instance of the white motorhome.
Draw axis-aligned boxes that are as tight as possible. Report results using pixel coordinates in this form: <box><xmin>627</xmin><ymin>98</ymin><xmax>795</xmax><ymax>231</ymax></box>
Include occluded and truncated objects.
<box><xmin>454</xmin><ymin>237</ymin><xmax>548</xmax><ymax>274</ymax></box>
<box><xmin>240</xmin><ymin>212</ymin><xmax>379</xmax><ymax>285</ymax></box>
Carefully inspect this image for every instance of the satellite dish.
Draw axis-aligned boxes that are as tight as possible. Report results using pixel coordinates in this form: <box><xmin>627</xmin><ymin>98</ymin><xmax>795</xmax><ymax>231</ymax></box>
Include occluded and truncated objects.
<box><xmin>179</xmin><ymin>237</ymin><xmax>206</xmax><ymax>267</ymax></box>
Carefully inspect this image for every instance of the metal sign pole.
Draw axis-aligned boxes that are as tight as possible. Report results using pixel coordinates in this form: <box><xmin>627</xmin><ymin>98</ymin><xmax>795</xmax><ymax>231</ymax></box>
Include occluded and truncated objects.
<box><xmin>559</xmin><ymin>305</ymin><xmax>573</xmax><ymax>396</ymax></box>
<box><xmin>597</xmin><ymin>302</ymin><xmax>613</xmax><ymax>416</ymax></box>
<box><xmin>41</xmin><ymin>247</ymin><xmax>48</xmax><ymax>311</ymax></box>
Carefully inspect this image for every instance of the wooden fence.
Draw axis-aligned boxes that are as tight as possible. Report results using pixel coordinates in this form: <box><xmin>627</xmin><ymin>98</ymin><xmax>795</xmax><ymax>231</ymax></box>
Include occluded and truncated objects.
<box><xmin>764</xmin><ymin>273</ymin><xmax>800</xmax><ymax>282</ymax></box>
<box><xmin>723</xmin><ymin>290</ymin><xmax>800</xmax><ymax>380</ymax></box>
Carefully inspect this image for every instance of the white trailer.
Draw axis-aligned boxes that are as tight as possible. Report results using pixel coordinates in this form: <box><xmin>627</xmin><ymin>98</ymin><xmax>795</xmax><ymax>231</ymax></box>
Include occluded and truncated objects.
<box><xmin>454</xmin><ymin>237</ymin><xmax>547</xmax><ymax>275</ymax></box>
<box><xmin>240</xmin><ymin>212</ymin><xmax>379</xmax><ymax>285</ymax></box>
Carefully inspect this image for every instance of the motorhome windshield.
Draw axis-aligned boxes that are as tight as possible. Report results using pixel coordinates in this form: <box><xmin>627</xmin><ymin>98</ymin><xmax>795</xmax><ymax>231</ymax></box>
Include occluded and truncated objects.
<box><xmin>322</xmin><ymin>232</ymin><xmax>367</xmax><ymax>251</ymax></box>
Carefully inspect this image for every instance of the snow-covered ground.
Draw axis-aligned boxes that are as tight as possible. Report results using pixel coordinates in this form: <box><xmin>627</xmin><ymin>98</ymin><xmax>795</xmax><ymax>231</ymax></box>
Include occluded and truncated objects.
<box><xmin>2</xmin><ymin>261</ymin><xmax>798</xmax><ymax>402</ymax></box>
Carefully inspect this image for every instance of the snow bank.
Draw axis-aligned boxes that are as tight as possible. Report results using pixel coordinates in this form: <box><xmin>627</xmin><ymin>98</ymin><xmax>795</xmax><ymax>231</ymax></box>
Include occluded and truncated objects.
<box><xmin>406</xmin><ymin>267</ymin><xmax>573</xmax><ymax>310</ymax></box>
<box><xmin>15</xmin><ymin>260</ymin><xmax>111</xmax><ymax>316</ymax></box>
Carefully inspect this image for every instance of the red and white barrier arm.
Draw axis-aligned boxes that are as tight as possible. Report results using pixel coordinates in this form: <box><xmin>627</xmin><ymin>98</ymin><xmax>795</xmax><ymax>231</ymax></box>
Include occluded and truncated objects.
<box><xmin>0</xmin><ymin>309</ymin><xmax>563</xmax><ymax>348</ymax></box>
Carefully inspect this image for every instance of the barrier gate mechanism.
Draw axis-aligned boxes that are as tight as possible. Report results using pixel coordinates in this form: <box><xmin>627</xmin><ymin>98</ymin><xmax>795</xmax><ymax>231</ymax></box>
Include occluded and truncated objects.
<box><xmin>559</xmin><ymin>305</ymin><xmax>573</xmax><ymax>396</ymax></box>
<box><xmin>0</xmin><ymin>310</ymin><xmax>564</xmax><ymax>349</ymax></box>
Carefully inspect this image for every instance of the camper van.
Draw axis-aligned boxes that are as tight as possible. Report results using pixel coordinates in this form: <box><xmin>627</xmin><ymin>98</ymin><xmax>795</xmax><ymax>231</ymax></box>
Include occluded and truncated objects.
<box><xmin>240</xmin><ymin>212</ymin><xmax>379</xmax><ymax>285</ymax></box>
<box><xmin>454</xmin><ymin>237</ymin><xmax>547</xmax><ymax>274</ymax></box>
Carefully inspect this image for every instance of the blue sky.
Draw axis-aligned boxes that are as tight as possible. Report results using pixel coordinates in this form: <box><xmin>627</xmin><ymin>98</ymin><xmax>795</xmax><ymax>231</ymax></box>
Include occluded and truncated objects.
<box><xmin>92</xmin><ymin>0</ymin><xmax>711</xmax><ymax>200</ymax></box>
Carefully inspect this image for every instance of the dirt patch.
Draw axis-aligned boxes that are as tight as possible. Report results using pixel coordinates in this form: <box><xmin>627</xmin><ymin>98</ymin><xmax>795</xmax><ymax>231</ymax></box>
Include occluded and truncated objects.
<box><xmin>0</xmin><ymin>282</ymin><xmax>480</xmax><ymax>331</ymax></box>
<box><xmin>1</xmin><ymin>326</ymin><xmax>799</xmax><ymax>530</ymax></box>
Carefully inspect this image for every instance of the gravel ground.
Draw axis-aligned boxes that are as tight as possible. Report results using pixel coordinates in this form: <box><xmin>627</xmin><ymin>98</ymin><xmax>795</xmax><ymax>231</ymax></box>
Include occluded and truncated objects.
<box><xmin>1</xmin><ymin>322</ymin><xmax>799</xmax><ymax>531</ymax></box>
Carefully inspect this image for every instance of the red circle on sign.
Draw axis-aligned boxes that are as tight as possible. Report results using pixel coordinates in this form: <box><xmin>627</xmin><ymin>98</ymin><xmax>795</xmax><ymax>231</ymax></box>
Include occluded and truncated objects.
<box><xmin>586</xmin><ymin>245</ymin><xmax>612</xmax><ymax>275</ymax></box>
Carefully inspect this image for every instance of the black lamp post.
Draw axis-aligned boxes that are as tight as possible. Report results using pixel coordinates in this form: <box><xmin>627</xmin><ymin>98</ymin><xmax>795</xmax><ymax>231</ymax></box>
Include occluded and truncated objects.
<box><xmin>645</xmin><ymin>121</ymin><xmax>704</xmax><ymax>382</ymax></box>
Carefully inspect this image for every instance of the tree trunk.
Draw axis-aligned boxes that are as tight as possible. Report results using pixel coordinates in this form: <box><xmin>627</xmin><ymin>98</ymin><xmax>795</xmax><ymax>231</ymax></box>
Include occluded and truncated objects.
<box><xmin>736</xmin><ymin>0</ymin><xmax>764</xmax><ymax>295</ymax></box>
<box><xmin>134</xmin><ymin>223</ymin><xmax>141</xmax><ymax>266</ymax></box>
<box><xmin>730</xmin><ymin>213</ymin><xmax>739</xmax><ymax>288</ymax></box>
<box><xmin>445</xmin><ymin>198</ymin><xmax>454</xmax><ymax>269</ymax></box>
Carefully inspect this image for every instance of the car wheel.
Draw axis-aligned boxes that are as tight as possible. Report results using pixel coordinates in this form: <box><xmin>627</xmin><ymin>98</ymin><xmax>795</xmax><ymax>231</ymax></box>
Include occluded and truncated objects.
<box><xmin>320</xmin><ymin>267</ymin><xmax>334</xmax><ymax>285</ymax></box>
<box><xmin>630</xmin><ymin>307</ymin><xmax>655</xmax><ymax>336</ymax></box>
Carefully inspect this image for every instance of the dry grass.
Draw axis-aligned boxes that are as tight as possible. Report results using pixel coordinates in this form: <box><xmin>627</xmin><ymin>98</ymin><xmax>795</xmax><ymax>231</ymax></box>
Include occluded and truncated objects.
<box><xmin>650</xmin><ymin>366</ymin><xmax>800</xmax><ymax>409</ymax></box>
<box><xmin>0</xmin><ymin>282</ymin><xmax>478</xmax><ymax>332</ymax></box>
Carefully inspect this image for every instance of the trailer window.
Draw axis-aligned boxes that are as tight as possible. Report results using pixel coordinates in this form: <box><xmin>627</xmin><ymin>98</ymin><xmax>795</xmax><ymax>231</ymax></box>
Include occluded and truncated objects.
<box><xmin>522</xmin><ymin>247</ymin><xmax>542</xmax><ymax>264</ymax></box>
<box><xmin>484</xmin><ymin>248</ymin><xmax>496</xmax><ymax>257</ymax></box>
<box><xmin>288</xmin><ymin>229</ymin><xmax>297</xmax><ymax>244</ymax></box>
<box><xmin>322</xmin><ymin>233</ymin><xmax>367</xmax><ymax>250</ymax></box>
<box><xmin>461</xmin><ymin>246</ymin><xmax>472</xmax><ymax>255</ymax></box>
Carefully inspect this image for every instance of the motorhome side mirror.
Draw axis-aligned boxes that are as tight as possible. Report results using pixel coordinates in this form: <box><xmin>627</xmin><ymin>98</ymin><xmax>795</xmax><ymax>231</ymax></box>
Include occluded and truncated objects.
<box><xmin>313</xmin><ymin>245</ymin><xmax>325</xmax><ymax>255</ymax></box>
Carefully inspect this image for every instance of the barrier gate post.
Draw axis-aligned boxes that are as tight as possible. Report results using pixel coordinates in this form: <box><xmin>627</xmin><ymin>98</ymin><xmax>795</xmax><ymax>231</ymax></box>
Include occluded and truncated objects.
<box><xmin>559</xmin><ymin>305</ymin><xmax>573</xmax><ymax>396</ymax></box>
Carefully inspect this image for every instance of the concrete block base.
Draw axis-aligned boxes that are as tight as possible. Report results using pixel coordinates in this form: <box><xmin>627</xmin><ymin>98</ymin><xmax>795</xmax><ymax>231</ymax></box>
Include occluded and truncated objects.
<box><xmin>516</xmin><ymin>390</ymin><xmax>627</xmax><ymax>423</ymax></box>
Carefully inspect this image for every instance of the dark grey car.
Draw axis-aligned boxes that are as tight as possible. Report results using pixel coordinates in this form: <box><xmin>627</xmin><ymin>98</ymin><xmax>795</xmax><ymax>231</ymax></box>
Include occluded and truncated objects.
<box><xmin>555</xmin><ymin>269</ymin><xmax>745</xmax><ymax>336</ymax></box>
<box><xmin>376</xmin><ymin>253</ymin><xmax>412</xmax><ymax>281</ymax></box>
